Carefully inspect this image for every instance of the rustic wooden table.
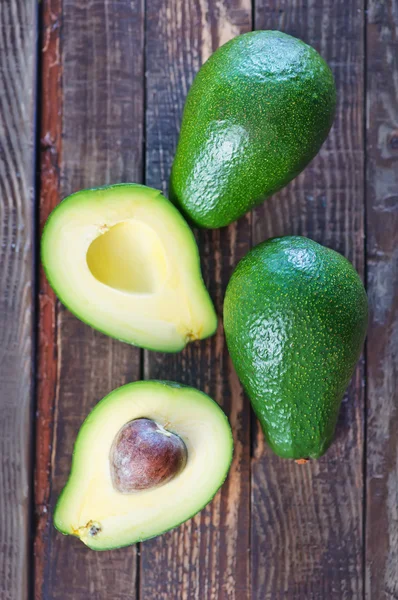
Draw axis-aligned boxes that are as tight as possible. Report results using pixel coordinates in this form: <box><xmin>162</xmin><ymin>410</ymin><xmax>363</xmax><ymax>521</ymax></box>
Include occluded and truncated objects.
<box><xmin>1</xmin><ymin>0</ymin><xmax>397</xmax><ymax>598</ymax></box>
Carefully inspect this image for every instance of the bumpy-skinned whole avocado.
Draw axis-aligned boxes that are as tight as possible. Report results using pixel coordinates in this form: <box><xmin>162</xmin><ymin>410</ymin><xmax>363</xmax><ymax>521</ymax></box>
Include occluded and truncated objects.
<box><xmin>224</xmin><ymin>237</ymin><xmax>368</xmax><ymax>460</ymax></box>
<box><xmin>170</xmin><ymin>31</ymin><xmax>336</xmax><ymax>228</ymax></box>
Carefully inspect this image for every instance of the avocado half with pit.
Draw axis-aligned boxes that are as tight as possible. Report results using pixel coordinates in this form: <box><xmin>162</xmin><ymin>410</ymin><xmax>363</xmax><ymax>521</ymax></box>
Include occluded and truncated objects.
<box><xmin>41</xmin><ymin>184</ymin><xmax>217</xmax><ymax>352</ymax></box>
<box><xmin>54</xmin><ymin>381</ymin><xmax>233</xmax><ymax>550</ymax></box>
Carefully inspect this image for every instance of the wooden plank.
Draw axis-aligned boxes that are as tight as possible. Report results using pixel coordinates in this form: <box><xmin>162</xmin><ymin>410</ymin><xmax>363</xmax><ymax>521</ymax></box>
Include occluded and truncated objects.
<box><xmin>0</xmin><ymin>2</ymin><xmax>37</xmax><ymax>600</ymax></box>
<box><xmin>38</xmin><ymin>1</ymin><xmax>144</xmax><ymax>598</ymax></box>
<box><xmin>141</xmin><ymin>1</ymin><xmax>252</xmax><ymax>598</ymax></box>
<box><xmin>34</xmin><ymin>1</ymin><xmax>62</xmax><ymax>598</ymax></box>
<box><xmin>252</xmin><ymin>1</ymin><xmax>365</xmax><ymax>598</ymax></box>
<box><xmin>365</xmin><ymin>2</ymin><xmax>398</xmax><ymax>598</ymax></box>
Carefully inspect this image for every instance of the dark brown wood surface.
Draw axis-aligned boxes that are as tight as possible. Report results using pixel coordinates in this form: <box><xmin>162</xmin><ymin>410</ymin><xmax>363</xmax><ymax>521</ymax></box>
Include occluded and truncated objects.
<box><xmin>141</xmin><ymin>2</ymin><xmax>252</xmax><ymax>598</ymax></box>
<box><xmin>365</xmin><ymin>1</ymin><xmax>398</xmax><ymax>598</ymax></box>
<box><xmin>252</xmin><ymin>1</ymin><xmax>365</xmax><ymax>598</ymax></box>
<box><xmin>0</xmin><ymin>0</ymin><xmax>396</xmax><ymax>598</ymax></box>
<box><xmin>35</xmin><ymin>1</ymin><xmax>144</xmax><ymax>598</ymax></box>
<box><xmin>35</xmin><ymin>1</ymin><xmax>62</xmax><ymax>597</ymax></box>
<box><xmin>0</xmin><ymin>2</ymin><xmax>37</xmax><ymax>600</ymax></box>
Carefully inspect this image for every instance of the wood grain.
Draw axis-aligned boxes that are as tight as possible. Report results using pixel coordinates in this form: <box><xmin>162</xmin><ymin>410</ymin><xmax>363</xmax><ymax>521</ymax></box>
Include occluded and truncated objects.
<box><xmin>0</xmin><ymin>2</ymin><xmax>37</xmax><ymax>600</ymax></box>
<box><xmin>39</xmin><ymin>1</ymin><xmax>144</xmax><ymax>598</ymax></box>
<box><xmin>252</xmin><ymin>1</ymin><xmax>366</xmax><ymax>598</ymax></box>
<box><xmin>34</xmin><ymin>1</ymin><xmax>62</xmax><ymax>598</ymax></box>
<box><xmin>141</xmin><ymin>1</ymin><xmax>252</xmax><ymax>598</ymax></box>
<box><xmin>365</xmin><ymin>1</ymin><xmax>398</xmax><ymax>598</ymax></box>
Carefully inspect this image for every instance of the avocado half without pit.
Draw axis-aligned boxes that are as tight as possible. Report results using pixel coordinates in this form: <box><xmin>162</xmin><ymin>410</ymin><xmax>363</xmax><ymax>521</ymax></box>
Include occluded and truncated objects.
<box><xmin>41</xmin><ymin>183</ymin><xmax>217</xmax><ymax>352</ymax></box>
<box><xmin>54</xmin><ymin>381</ymin><xmax>233</xmax><ymax>550</ymax></box>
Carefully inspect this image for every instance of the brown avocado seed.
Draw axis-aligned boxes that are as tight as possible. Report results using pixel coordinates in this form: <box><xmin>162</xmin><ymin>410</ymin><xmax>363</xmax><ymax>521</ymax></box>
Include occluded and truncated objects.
<box><xmin>110</xmin><ymin>418</ymin><xmax>187</xmax><ymax>493</ymax></box>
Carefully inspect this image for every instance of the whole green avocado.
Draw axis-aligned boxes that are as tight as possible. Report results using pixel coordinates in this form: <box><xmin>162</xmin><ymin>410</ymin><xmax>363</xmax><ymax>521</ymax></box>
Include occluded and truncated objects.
<box><xmin>170</xmin><ymin>31</ymin><xmax>336</xmax><ymax>228</ymax></box>
<box><xmin>224</xmin><ymin>237</ymin><xmax>368</xmax><ymax>460</ymax></box>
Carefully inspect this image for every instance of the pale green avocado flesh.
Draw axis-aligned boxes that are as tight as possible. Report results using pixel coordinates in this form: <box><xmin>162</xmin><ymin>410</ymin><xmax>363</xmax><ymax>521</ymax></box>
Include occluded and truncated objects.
<box><xmin>54</xmin><ymin>381</ymin><xmax>233</xmax><ymax>550</ymax></box>
<box><xmin>41</xmin><ymin>184</ymin><xmax>217</xmax><ymax>352</ymax></box>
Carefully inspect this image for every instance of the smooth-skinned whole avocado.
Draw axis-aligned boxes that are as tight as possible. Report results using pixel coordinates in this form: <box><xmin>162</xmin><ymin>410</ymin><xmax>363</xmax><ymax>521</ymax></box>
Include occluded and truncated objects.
<box><xmin>41</xmin><ymin>183</ymin><xmax>217</xmax><ymax>352</ymax></box>
<box><xmin>170</xmin><ymin>31</ymin><xmax>336</xmax><ymax>228</ymax></box>
<box><xmin>224</xmin><ymin>236</ymin><xmax>368</xmax><ymax>460</ymax></box>
<box><xmin>54</xmin><ymin>380</ymin><xmax>233</xmax><ymax>550</ymax></box>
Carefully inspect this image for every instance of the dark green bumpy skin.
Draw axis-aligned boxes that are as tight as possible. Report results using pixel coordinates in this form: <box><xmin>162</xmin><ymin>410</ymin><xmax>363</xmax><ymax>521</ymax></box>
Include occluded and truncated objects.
<box><xmin>224</xmin><ymin>237</ymin><xmax>368</xmax><ymax>460</ymax></box>
<box><xmin>170</xmin><ymin>31</ymin><xmax>336</xmax><ymax>228</ymax></box>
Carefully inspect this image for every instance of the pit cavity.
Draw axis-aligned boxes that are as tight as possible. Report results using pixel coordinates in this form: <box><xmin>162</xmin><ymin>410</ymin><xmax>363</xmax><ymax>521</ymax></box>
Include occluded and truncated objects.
<box><xmin>87</xmin><ymin>220</ymin><xmax>168</xmax><ymax>294</ymax></box>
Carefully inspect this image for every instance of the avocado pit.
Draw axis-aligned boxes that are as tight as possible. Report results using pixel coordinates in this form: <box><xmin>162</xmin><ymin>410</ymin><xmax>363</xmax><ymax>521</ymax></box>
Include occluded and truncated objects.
<box><xmin>110</xmin><ymin>418</ymin><xmax>187</xmax><ymax>493</ymax></box>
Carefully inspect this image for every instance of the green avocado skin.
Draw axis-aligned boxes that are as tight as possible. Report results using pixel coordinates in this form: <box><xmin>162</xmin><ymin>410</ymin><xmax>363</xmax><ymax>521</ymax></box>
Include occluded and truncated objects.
<box><xmin>170</xmin><ymin>31</ymin><xmax>336</xmax><ymax>228</ymax></box>
<box><xmin>224</xmin><ymin>237</ymin><xmax>368</xmax><ymax>460</ymax></box>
